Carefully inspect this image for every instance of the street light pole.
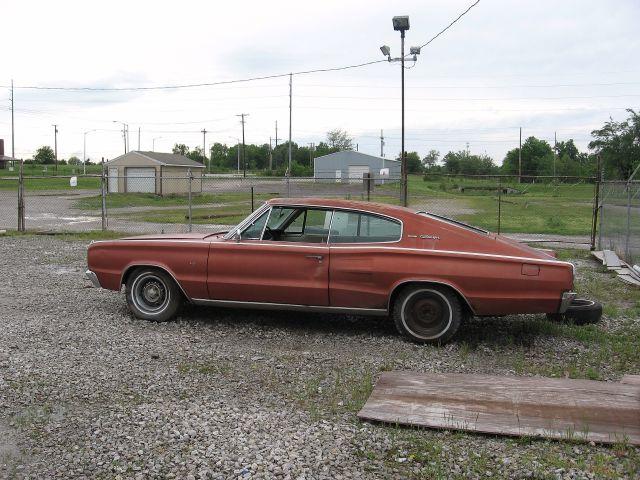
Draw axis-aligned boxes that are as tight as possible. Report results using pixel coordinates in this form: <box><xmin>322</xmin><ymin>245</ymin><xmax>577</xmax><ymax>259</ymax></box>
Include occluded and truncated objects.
<box><xmin>83</xmin><ymin>129</ymin><xmax>97</xmax><ymax>175</ymax></box>
<box><xmin>201</xmin><ymin>128</ymin><xmax>208</xmax><ymax>173</ymax></box>
<box><xmin>53</xmin><ymin>124</ymin><xmax>58</xmax><ymax>175</ymax></box>
<box><xmin>236</xmin><ymin>114</ymin><xmax>248</xmax><ymax>177</ymax></box>
<box><xmin>382</xmin><ymin>16</ymin><xmax>418</xmax><ymax>207</ymax></box>
<box><xmin>400</xmin><ymin>28</ymin><xmax>406</xmax><ymax>206</ymax></box>
<box><xmin>152</xmin><ymin>136</ymin><xmax>162</xmax><ymax>152</ymax></box>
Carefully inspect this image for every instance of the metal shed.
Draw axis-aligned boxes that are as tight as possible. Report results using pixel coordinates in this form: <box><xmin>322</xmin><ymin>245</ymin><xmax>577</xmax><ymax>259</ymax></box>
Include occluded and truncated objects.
<box><xmin>313</xmin><ymin>151</ymin><xmax>401</xmax><ymax>184</ymax></box>
<box><xmin>105</xmin><ymin>151</ymin><xmax>205</xmax><ymax>195</ymax></box>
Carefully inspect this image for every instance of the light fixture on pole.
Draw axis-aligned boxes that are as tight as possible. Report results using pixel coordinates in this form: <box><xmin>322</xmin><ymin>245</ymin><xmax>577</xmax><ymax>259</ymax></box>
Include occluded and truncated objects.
<box><xmin>381</xmin><ymin>15</ymin><xmax>420</xmax><ymax>207</ymax></box>
<box><xmin>83</xmin><ymin>129</ymin><xmax>97</xmax><ymax>175</ymax></box>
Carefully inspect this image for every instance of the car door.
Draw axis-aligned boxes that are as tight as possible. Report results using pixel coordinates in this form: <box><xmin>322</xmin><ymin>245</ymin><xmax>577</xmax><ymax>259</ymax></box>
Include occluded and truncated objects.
<box><xmin>207</xmin><ymin>206</ymin><xmax>332</xmax><ymax>306</ymax></box>
<box><xmin>328</xmin><ymin>210</ymin><xmax>403</xmax><ymax>309</ymax></box>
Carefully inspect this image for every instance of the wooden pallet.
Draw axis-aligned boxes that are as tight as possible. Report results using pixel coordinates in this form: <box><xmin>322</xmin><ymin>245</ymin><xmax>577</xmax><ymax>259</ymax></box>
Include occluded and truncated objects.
<box><xmin>358</xmin><ymin>372</ymin><xmax>640</xmax><ymax>445</ymax></box>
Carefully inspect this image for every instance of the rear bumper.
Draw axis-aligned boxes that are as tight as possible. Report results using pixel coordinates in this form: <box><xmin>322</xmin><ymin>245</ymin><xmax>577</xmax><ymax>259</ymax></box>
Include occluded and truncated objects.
<box><xmin>558</xmin><ymin>291</ymin><xmax>577</xmax><ymax>313</ymax></box>
<box><xmin>85</xmin><ymin>269</ymin><xmax>101</xmax><ymax>288</ymax></box>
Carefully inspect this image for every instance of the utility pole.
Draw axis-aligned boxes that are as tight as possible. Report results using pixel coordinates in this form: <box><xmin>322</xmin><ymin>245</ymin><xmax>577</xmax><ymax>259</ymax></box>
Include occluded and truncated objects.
<box><xmin>275</xmin><ymin>121</ymin><xmax>279</xmax><ymax>148</ymax></box>
<box><xmin>137</xmin><ymin>127</ymin><xmax>141</xmax><ymax>151</ymax></box>
<box><xmin>201</xmin><ymin>128</ymin><xmax>208</xmax><ymax>172</ymax></box>
<box><xmin>236</xmin><ymin>114</ymin><xmax>248</xmax><ymax>177</ymax></box>
<box><xmin>518</xmin><ymin>127</ymin><xmax>522</xmax><ymax>183</ymax></box>
<box><xmin>288</xmin><ymin>73</ymin><xmax>293</xmax><ymax>177</ymax></box>
<box><xmin>380</xmin><ymin>129</ymin><xmax>385</xmax><ymax>158</ymax></box>
<box><xmin>269</xmin><ymin>137</ymin><xmax>273</xmax><ymax>170</ymax></box>
<box><xmin>10</xmin><ymin>80</ymin><xmax>14</xmax><ymax>161</ymax></box>
<box><xmin>53</xmin><ymin>124</ymin><xmax>58</xmax><ymax>175</ymax></box>
<box><xmin>308</xmin><ymin>142</ymin><xmax>314</xmax><ymax>168</ymax></box>
<box><xmin>553</xmin><ymin>131</ymin><xmax>557</xmax><ymax>179</ymax></box>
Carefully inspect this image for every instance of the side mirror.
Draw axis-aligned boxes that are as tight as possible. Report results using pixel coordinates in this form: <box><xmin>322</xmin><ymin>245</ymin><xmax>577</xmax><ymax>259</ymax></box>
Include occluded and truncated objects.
<box><xmin>234</xmin><ymin>228</ymin><xmax>242</xmax><ymax>242</ymax></box>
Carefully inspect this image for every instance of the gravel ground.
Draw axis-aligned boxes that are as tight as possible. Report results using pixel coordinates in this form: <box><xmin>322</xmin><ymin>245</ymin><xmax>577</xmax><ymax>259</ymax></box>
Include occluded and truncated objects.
<box><xmin>0</xmin><ymin>236</ymin><xmax>638</xmax><ymax>479</ymax></box>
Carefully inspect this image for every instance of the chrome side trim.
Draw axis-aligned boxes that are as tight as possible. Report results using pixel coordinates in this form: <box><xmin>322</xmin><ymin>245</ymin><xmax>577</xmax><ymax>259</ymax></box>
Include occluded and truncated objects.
<box><xmin>120</xmin><ymin>263</ymin><xmax>191</xmax><ymax>300</ymax></box>
<box><xmin>558</xmin><ymin>291</ymin><xmax>577</xmax><ymax>313</ymax></box>
<box><xmin>85</xmin><ymin>269</ymin><xmax>101</xmax><ymax>288</ymax></box>
<box><xmin>191</xmin><ymin>298</ymin><xmax>388</xmax><ymax>316</ymax></box>
<box><xmin>388</xmin><ymin>279</ymin><xmax>476</xmax><ymax>315</ymax></box>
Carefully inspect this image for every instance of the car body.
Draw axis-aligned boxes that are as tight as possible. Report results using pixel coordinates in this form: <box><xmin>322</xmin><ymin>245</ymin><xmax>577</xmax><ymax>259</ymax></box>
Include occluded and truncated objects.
<box><xmin>86</xmin><ymin>198</ymin><xmax>577</xmax><ymax>343</ymax></box>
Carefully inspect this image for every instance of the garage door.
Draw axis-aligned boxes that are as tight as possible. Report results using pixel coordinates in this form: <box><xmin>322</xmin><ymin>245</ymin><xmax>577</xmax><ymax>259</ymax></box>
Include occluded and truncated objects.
<box><xmin>348</xmin><ymin>165</ymin><xmax>369</xmax><ymax>183</ymax></box>
<box><xmin>126</xmin><ymin>168</ymin><xmax>156</xmax><ymax>193</ymax></box>
<box><xmin>108</xmin><ymin>168</ymin><xmax>118</xmax><ymax>193</ymax></box>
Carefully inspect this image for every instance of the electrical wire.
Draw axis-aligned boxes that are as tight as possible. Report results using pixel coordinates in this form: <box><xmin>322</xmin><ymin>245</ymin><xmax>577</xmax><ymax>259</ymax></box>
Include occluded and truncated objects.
<box><xmin>418</xmin><ymin>0</ymin><xmax>481</xmax><ymax>49</ymax></box>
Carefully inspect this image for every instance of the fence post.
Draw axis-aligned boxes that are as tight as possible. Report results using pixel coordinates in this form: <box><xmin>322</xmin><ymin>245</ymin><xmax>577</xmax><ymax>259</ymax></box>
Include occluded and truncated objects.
<box><xmin>188</xmin><ymin>169</ymin><xmax>193</xmax><ymax>233</ymax></box>
<box><xmin>101</xmin><ymin>157</ymin><xmax>107</xmax><ymax>231</ymax></box>
<box><xmin>626</xmin><ymin>180</ymin><xmax>632</xmax><ymax>261</ymax></box>
<box><xmin>251</xmin><ymin>186</ymin><xmax>254</xmax><ymax>212</ymax></box>
<box><xmin>497</xmin><ymin>176</ymin><xmax>502</xmax><ymax>234</ymax></box>
<box><xmin>17</xmin><ymin>159</ymin><xmax>25</xmax><ymax>232</ymax></box>
<box><xmin>590</xmin><ymin>155</ymin><xmax>601</xmax><ymax>251</ymax></box>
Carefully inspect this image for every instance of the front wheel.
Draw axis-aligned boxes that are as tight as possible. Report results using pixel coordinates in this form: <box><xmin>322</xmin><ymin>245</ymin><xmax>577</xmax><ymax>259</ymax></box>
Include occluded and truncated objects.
<box><xmin>125</xmin><ymin>268</ymin><xmax>181</xmax><ymax>321</ymax></box>
<box><xmin>393</xmin><ymin>286</ymin><xmax>462</xmax><ymax>344</ymax></box>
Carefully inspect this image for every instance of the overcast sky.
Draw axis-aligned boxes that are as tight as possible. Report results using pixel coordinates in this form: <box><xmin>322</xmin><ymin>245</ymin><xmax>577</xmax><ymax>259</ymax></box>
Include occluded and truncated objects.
<box><xmin>2</xmin><ymin>0</ymin><xmax>639</xmax><ymax>164</ymax></box>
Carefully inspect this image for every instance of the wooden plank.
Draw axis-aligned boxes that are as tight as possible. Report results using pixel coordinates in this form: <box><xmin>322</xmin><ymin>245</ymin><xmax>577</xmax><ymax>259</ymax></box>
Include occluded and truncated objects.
<box><xmin>603</xmin><ymin>250</ymin><xmax>622</xmax><ymax>268</ymax></box>
<box><xmin>357</xmin><ymin>372</ymin><xmax>640</xmax><ymax>445</ymax></box>
<box><xmin>621</xmin><ymin>375</ymin><xmax>640</xmax><ymax>386</ymax></box>
<box><xmin>590</xmin><ymin>250</ymin><xmax>605</xmax><ymax>262</ymax></box>
<box><xmin>618</xmin><ymin>274</ymin><xmax>640</xmax><ymax>287</ymax></box>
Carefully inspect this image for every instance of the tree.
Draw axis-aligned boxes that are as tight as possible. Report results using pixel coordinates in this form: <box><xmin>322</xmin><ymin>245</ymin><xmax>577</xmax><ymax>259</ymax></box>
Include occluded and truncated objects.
<box><xmin>443</xmin><ymin>150</ymin><xmax>496</xmax><ymax>175</ymax></box>
<box><xmin>34</xmin><ymin>146</ymin><xmax>56</xmax><ymax>164</ymax></box>
<box><xmin>398</xmin><ymin>151</ymin><xmax>423</xmax><ymax>174</ymax></box>
<box><xmin>503</xmin><ymin>137</ymin><xmax>554</xmax><ymax>177</ymax></box>
<box><xmin>186</xmin><ymin>146</ymin><xmax>204</xmax><ymax>164</ymax></box>
<box><xmin>326</xmin><ymin>129</ymin><xmax>354</xmax><ymax>151</ymax></box>
<box><xmin>172</xmin><ymin>144</ymin><xmax>189</xmax><ymax>156</ymax></box>
<box><xmin>209</xmin><ymin>143</ymin><xmax>229</xmax><ymax>169</ymax></box>
<box><xmin>422</xmin><ymin>149</ymin><xmax>440</xmax><ymax>170</ymax></box>
<box><xmin>589</xmin><ymin>109</ymin><xmax>640</xmax><ymax>179</ymax></box>
<box><xmin>67</xmin><ymin>156</ymin><xmax>82</xmax><ymax>166</ymax></box>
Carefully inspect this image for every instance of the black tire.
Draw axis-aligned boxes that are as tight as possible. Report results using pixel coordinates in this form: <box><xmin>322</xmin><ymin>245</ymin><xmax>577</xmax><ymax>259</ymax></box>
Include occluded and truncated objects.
<box><xmin>563</xmin><ymin>298</ymin><xmax>602</xmax><ymax>325</ymax></box>
<box><xmin>393</xmin><ymin>286</ymin><xmax>462</xmax><ymax>344</ymax></box>
<box><xmin>125</xmin><ymin>268</ymin><xmax>181</xmax><ymax>322</ymax></box>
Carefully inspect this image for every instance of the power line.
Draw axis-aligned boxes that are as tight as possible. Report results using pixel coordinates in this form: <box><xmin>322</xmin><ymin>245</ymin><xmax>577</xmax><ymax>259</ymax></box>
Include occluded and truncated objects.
<box><xmin>418</xmin><ymin>0</ymin><xmax>481</xmax><ymax>49</ymax></box>
<box><xmin>0</xmin><ymin>2</ymin><xmax>483</xmax><ymax>93</ymax></box>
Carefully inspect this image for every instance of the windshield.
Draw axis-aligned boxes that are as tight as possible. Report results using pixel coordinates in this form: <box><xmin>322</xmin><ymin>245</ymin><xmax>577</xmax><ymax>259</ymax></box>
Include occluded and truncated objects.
<box><xmin>223</xmin><ymin>203</ymin><xmax>269</xmax><ymax>240</ymax></box>
<box><xmin>417</xmin><ymin>211</ymin><xmax>489</xmax><ymax>235</ymax></box>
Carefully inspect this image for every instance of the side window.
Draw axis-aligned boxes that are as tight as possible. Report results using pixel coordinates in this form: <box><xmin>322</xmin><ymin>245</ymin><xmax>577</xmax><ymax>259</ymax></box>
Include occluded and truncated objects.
<box><xmin>241</xmin><ymin>209</ymin><xmax>269</xmax><ymax>239</ymax></box>
<box><xmin>265</xmin><ymin>207</ymin><xmax>332</xmax><ymax>243</ymax></box>
<box><xmin>330</xmin><ymin>211</ymin><xmax>401</xmax><ymax>243</ymax></box>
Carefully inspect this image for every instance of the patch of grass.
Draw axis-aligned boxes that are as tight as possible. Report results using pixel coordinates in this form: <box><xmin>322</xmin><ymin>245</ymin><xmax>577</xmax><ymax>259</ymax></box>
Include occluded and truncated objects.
<box><xmin>2</xmin><ymin>230</ymin><xmax>128</xmax><ymax>241</ymax></box>
<box><xmin>113</xmin><ymin>206</ymin><xmax>248</xmax><ymax>225</ymax></box>
<box><xmin>177</xmin><ymin>361</ymin><xmax>232</xmax><ymax>376</ymax></box>
<box><xmin>74</xmin><ymin>192</ymin><xmax>275</xmax><ymax>210</ymax></box>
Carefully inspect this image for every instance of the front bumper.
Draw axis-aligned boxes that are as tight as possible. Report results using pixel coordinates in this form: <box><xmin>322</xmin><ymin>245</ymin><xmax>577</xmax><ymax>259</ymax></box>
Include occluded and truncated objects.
<box><xmin>558</xmin><ymin>291</ymin><xmax>577</xmax><ymax>313</ymax></box>
<box><xmin>85</xmin><ymin>269</ymin><xmax>101</xmax><ymax>288</ymax></box>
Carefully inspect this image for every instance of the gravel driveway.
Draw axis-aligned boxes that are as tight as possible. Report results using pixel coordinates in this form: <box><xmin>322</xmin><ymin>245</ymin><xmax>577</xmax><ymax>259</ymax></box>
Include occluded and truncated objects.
<box><xmin>0</xmin><ymin>236</ymin><xmax>638</xmax><ymax>479</ymax></box>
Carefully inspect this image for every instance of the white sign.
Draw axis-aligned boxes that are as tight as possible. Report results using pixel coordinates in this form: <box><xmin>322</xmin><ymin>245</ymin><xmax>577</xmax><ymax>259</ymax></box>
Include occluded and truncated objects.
<box><xmin>69</xmin><ymin>176</ymin><xmax>78</xmax><ymax>187</ymax></box>
<box><xmin>379</xmin><ymin>168</ymin><xmax>390</xmax><ymax>176</ymax></box>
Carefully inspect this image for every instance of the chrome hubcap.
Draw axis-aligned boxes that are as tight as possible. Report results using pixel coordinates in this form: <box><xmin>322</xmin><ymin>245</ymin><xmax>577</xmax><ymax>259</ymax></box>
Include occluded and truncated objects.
<box><xmin>132</xmin><ymin>274</ymin><xmax>170</xmax><ymax>315</ymax></box>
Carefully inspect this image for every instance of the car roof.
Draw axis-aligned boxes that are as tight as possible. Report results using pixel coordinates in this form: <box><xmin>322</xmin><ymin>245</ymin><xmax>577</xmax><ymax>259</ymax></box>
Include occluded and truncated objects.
<box><xmin>266</xmin><ymin>198</ymin><xmax>415</xmax><ymax>218</ymax></box>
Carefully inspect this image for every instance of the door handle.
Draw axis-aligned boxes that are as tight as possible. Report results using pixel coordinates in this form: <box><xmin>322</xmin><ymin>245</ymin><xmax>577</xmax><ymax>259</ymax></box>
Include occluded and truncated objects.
<box><xmin>305</xmin><ymin>255</ymin><xmax>324</xmax><ymax>261</ymax></box>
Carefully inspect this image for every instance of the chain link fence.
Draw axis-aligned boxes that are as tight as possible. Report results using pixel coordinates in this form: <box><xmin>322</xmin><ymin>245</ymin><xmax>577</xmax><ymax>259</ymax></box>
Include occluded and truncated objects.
<box><xmin>0</xmin><ymin>168</ymin><xmax>601</xmax><ymax>249</ymax></box>
<box><xmin>599</xmin><ymin>180</ymin><xmax>639</xmax><ymax>265</ymax></box>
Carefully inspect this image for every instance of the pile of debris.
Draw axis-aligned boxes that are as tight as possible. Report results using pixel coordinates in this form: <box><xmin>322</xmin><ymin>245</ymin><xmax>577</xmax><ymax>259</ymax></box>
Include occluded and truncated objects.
<box><xmin>592</xmin><ymin>249</ymin><xmax>640</xmax><ymax>287</ymax></box>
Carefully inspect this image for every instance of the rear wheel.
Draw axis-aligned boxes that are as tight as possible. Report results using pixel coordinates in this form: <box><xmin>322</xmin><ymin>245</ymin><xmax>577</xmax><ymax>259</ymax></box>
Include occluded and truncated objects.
<box><xmin>125</xmin><ymin>268</ymin><xmax>181</xmax><ymax>321</ymax></box>
<box><xmin>393</xmin><ymin>286</ymin><xmax>462</xmax><ymax>344</ymax></box>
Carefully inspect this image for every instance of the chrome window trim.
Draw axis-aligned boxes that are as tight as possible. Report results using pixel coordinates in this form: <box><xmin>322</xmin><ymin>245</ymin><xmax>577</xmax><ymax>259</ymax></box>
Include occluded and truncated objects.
<box><xmin>191</xmin><ymin>298</ymin><xmax>388</xmax><ymax>316</ymax></box>
<box><xmin>257</xmin><ymin>206</ymin><xmax>334</xmax><ymax>245</ymax></box>
<box><xmin>327</xmin><ymin>209</ymin><xmax>403</xmax><ymax>245</ymax></box>
<box><xmin>258</xmin><ymin>206</ymin><xmax>273</xmax><ymax>240</ymax></box>
<box><xmin>223</xmin><ymin>203</ymin><xmax>269</xmax><ymax>240</ymax></box>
